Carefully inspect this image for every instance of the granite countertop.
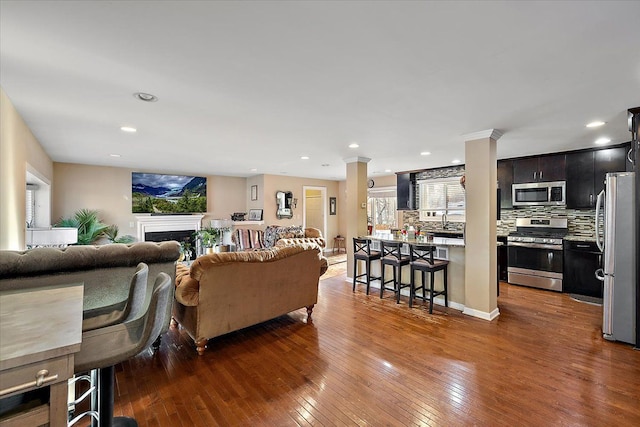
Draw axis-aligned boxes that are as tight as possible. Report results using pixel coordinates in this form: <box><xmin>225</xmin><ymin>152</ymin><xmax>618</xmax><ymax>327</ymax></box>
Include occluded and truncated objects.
<box><xmin>366</xmin><ymin>235</ymin><xmax>466</xmax><ymax>247</ymax></box>
<box><xmin>564</xmin><ymin>235</ymin><xmax>597</xmax><ymax>242</ymax></box>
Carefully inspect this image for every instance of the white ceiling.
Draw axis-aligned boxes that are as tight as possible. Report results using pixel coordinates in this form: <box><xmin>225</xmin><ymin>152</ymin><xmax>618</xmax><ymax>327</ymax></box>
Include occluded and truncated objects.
<box><xmin>1</xmin><ymin>1</ymin><xmax>639</xmax><ymax>181</ymax></box>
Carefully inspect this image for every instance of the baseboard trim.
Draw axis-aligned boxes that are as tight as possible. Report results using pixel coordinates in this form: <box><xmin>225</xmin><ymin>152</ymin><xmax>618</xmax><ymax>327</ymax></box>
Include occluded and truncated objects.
<box><xmin>462</xmin><ymin>306</ymin><xmax>500</xmax><ymax>321</ymax></box>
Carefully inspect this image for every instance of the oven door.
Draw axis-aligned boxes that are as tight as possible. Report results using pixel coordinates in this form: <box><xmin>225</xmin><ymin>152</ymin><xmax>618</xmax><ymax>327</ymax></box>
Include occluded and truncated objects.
<box><xmin>507</xmin><ymin>242</ymin><xmax>563</xmax><ymax>291</ymax></box>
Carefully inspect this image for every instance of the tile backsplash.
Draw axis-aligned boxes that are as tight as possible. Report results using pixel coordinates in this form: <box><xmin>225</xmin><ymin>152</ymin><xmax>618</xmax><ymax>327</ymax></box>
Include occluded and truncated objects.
<box><xmin>403</xmin><ymin>206</ymin><xmax>597</xmax><ymax>238</ymax></box>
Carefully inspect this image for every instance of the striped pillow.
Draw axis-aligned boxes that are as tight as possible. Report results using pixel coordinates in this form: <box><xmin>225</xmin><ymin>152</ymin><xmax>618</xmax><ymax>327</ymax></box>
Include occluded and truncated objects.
<box><xmin>232</xmin><ymin>229</ymin><xmax>264</xmax><ymax>251</ymax></box>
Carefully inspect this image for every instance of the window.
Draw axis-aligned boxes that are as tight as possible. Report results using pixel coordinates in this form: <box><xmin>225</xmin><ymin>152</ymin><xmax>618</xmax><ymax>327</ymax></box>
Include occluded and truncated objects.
<box><xmin>417</xmin><ymin>177</ymin><xmax>465</xmax><ymax>221</ymax></box>
<box><xmin>367</xmin><ymin>187</ymin><xmax>397</xmax><ymax>231</ymax></box>
<box><xmin>26</xmin><ymin>184</ymin><xmax>38</xmax><ymax>227</ymax></box>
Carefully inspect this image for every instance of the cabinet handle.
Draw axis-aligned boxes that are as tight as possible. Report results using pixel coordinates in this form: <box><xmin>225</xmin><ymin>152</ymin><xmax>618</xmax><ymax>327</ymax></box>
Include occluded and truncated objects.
<box><xmin>533</xmin><ymin>171</ymin><xmax>537</xmax><ymax>180</ymax></box>
<box><xmin>0</xmin><ymin>370</ymin><xmax>59</xmax><ymax>397</ymax></box>
<box><xmin>540</xmin><ymin>170</ymin><xmax>543</xmax><ymax>180</ymax></box>
<box><xmin>576</xmin><ymin>244</ymin><xmax>590</xmax><ymax>248</ymax></box>
<box><xmin>628</xmin><ymin>148</ymin><xmax>635</xmax><ymax>166</ymax></box>
<box><xmin>590</xmin><ymin>194</ymin><xmax>593</xmax><ymax>205</ymax></box>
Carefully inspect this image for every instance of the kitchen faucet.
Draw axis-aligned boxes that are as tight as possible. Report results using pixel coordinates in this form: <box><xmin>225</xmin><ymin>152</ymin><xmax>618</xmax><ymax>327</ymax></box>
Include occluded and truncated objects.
<box><xmin>441</xmin><ymin>212</ymin><xmax>448</xmax><ymax>229</ymax></box>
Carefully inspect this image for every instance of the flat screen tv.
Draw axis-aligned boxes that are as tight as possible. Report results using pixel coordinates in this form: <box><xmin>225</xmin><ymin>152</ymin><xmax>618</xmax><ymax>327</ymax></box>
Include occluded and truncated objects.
<box><xmin>132</xmin><ymin>172</ymin><xmax>207</xmax><ymax>213</ymax></box>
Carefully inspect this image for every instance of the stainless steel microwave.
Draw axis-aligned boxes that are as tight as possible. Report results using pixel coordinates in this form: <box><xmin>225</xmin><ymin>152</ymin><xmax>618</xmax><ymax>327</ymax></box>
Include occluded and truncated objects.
<box><xmin>512</xmin><ymin>181</ymin><xmax>566</xmax><ymax>207</ymax></box>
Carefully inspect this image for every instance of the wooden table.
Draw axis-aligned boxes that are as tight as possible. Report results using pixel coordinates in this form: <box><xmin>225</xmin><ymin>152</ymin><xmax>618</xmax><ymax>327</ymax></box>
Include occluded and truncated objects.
<box><xmin>0</xmin><ymin>283</ymin><xmax>84</xmax><ymax>427</ymax></box>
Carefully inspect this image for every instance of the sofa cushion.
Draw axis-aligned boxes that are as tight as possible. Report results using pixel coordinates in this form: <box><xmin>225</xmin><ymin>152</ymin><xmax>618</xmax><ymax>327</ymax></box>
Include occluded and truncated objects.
<box><xmin>263</xmin><ymin>225</ymin><xmax>304</xmax><ymax>248</ymax></box>
<box><xmin>232</xmin><ymin>229</ymin><xmax>264</xmax><ymax>251</ymax></box>
<box><xmin>175</xmin><ymin>263</ymin><xmax>200</xmax><ymax>306</ymax></box>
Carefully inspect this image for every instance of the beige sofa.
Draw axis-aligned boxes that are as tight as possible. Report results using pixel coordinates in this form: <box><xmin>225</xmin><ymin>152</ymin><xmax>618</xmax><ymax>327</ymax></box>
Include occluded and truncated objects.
<box><xmin>172</xmin><ymin>243</ymin><xmax>328</xmax><ymax>355</ymax></box>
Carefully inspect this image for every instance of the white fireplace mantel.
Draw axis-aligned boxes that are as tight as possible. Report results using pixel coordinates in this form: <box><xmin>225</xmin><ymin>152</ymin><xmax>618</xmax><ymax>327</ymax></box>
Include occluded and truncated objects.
<box><xmin>134</xmin><ymin>214</ymin><xmax>204</xmax><ymax>241</ymax></box>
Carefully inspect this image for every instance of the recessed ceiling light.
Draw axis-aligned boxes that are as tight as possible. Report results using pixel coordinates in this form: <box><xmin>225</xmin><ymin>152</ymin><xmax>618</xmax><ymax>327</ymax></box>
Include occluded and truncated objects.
<box><xmin>109</xmin><ymin>153</ymin><xmax>121</xmax><ymax>158</ymax></box>
<box><xmin>586</xmin><ymin>121</ymin><xmax>606</xmax><ymax>128</ymax></box>
<box><xmin>452</xmin><ymin>159</ymin><xmax>462</xmax><ymax>164</ymax></box>
<box><xmin>420</xmin><ymin>151</ymin><xmax>431</xmax><ymax>156</ymax></box>
<box><xmin>120</xmin><ymin>126</ymin><xmax>137</xmax><ymax>133</ymax></box>
<box><xmin>321</xmin><ymin>164</ymin><xmax>330</xmax><ymax>167</ymax></box>
<box><xmin>384</xmin><ymin>169</ymin><xmax>392</xmax><ymax>173</ymax></box>
<box><xmin>301</xmin><ymin>156</ymin><xmax>310</xmax><ymax>160</ymax></box>
<box><xmin>133</xmin><ymin>92</ymin><xmax>158</xmax><ymax>102</ymax></box>
<box><xmin>594</xmin><ymin>137</ymin><xmax>611</xmax><ymax>145</ymax></box>
<box><xmin>348</xmin><ymin>143</ymin><xmax>359</xmax><ymax>148</ymax></box>
<box><xmin>250</xmin><ymin>168</ymin><xmax>257</xmax><ymax>172</ymax></box>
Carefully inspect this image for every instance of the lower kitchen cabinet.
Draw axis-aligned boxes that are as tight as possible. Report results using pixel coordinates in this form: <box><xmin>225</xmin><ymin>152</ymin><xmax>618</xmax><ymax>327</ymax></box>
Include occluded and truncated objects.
<box><xmin>563</xmin><ymin>240</ymin><xmax>603</xmax><ymax>297</ymax></box>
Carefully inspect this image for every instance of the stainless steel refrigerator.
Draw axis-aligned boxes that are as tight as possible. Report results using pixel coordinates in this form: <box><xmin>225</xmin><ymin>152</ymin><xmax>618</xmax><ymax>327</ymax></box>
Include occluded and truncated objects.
<box><xmin>595</xmin><ymin>172</ymin><xmax>637</xmax><ymax>345</ymax></box>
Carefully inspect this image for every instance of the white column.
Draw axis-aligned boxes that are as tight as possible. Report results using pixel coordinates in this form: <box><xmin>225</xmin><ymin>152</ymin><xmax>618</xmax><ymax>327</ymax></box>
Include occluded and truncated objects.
<box><xmin>462</xmin><ymin>129</ymin><xmax>502</xmax><ymax>320</ymax></box>
<box><xmin>344</xmin><ymin>157</ymin><xmax>370</xmax><ymax>281</ymax></box>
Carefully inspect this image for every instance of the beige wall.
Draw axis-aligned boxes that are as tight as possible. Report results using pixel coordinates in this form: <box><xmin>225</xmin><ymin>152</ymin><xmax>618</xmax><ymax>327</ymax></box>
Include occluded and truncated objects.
<box><xmin>52</xmin><ymin>163</ymin><xmax>247</xmax><ymax>239</ymax></box>
<box><xmin>0</xmin><ymin>88</ymin><xmax>53</xmax><ymax>250</ymax></box>
<box><xmin>262</xmin><ymin>174</ymin><xmax>340</xmax><ymax>241</ymax></box>
<box><xmin>51</xmin><ymin>166</ymin><xmax>339</xmax><ymax>243</ymax></box>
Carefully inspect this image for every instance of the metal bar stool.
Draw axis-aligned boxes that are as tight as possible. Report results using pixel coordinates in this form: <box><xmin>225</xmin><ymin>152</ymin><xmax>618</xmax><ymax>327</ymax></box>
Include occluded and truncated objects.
<box><xmin>409</xmin><ymin>244</ymin><xmax>449</xmax><ymax>313</ymax></box>
<box><xmin>380</xmin><ymin>241</ymin><xmax>411</xmax><ymax>303</ymax></box>
<box><xmin>353</xmin><ymin>237</ymin><xmax>381</xmax><ymax>294</ymax></box>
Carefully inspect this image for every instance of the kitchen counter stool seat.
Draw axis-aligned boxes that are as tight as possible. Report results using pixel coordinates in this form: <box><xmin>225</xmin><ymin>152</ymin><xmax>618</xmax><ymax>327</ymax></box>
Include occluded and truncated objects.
<box><xmin>409</xmin><ymin>244</ymin><xmax>449</xmax><ymax>313</ymax></box>
<box><xmin>353</xmin><ymin>238</ymin><xmax>381</xmax><ymax>295</ymax></box>
<box><xmin>380</xmin><ymin>241</ymin><xmax>411</xmax><ymax>303</ymax></box>
<box><xmin>69</xmin><ymin>269</ymin><xmax>173</xmax><ymax>427</ymax></box>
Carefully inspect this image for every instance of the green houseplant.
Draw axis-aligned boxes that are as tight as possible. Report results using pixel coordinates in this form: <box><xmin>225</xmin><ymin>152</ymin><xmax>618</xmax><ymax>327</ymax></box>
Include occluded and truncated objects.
<box><xmin>194</xmin><ymin>227</ymin><xmax>221</xmax><ymax>254</ymax></box>
<box><xmin>55</xmin><ymin>209</ymin><xmax>134</xmax><ymax>245</ymax></box>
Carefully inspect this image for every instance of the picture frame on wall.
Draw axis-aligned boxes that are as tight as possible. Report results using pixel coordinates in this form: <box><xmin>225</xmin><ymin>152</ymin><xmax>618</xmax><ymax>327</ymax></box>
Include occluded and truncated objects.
<box><xmin>251</xmin><ymin>185</ymin><xmax>258</xmax><ymax>201</ymax></box>
<box><xmin>248</xmin><ymin>209</ymin><xmax>263</xmax><ymax>221</ymax></box>
<box><xmin>329</xmin><ymin>197</ymin><xmax>337</xmax><ymax>215</ymax></box>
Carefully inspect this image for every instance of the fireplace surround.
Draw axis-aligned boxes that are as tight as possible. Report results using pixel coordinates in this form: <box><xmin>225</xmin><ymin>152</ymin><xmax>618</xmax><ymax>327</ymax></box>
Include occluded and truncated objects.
<box><xmin>134</xmin><ymin>214</ymin><xmax>204</xmax><ymax>242</ymax></box>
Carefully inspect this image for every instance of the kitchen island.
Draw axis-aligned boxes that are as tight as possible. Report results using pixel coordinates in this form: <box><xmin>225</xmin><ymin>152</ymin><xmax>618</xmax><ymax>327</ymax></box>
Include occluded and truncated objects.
<box><xmin>362</xmin><ymin>235</ymin><xmax>466</xmax><ymax>310</ymax></box>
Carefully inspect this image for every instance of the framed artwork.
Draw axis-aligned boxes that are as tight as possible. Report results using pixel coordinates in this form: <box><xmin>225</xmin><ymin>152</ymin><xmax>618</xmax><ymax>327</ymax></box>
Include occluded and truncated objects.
<box><xmin>248</xmin><ymin>209</ymin><xmax>263</xmax><ymax>221</ymax></box>
<box><xmin>329</xmin><ymin>197</ymin><xmax>337</xmax><ymax>215</ymax></box>
<box><xmin>251</xmin><ymin>185</ymin><xmax>258</xmax><ymax>201</ymax></box>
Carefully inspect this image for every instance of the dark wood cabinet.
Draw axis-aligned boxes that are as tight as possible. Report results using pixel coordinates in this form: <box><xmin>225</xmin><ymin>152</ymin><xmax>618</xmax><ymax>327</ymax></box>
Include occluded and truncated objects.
<box><xmin>566</xmin><ymin>145</ymin><xmax>629</xmax><ymax>208</ymax></box>
<box><xmin>594</xmin><ymin>146</ymin><xmax>628</xmax><ymax>196</ymax></box>
<box><xmin>563</xmin><ymin>240</ymin><xmax>602</xmax><ymax>297</ymax></box>
<box><xmin>497</xmin><ymin>160</ymin><xmax>513</xmax><ymax>209</ymax></box>
<box><xmin>396</xmin><ymin>172</ymin><xmax>415</xmax><ymax>210</ymax></box>
<box><xmin>513</xmin><ymin>154</ymin><xmax>566</xmax><ymax>183</ymax></box>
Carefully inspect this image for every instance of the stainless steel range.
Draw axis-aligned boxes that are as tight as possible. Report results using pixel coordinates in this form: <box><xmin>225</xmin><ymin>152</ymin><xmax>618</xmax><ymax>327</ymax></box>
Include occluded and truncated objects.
<box><xmin>507</xmin><ymin>218</ymin><xmax>568</xmax><ymax>292</ymax></box>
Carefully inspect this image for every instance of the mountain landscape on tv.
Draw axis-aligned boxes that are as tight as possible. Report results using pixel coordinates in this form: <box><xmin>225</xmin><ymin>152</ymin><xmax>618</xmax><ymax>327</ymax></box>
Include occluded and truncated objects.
<box><xmin>132</xmin><ymin>173</ymin><xmax>207</xmax><ymax>213</ymax></box>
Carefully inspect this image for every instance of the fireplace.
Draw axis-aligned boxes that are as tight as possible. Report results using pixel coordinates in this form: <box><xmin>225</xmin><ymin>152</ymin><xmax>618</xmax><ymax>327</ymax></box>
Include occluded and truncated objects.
<box><xmin>134</xmin><ymin>214</ymin><xmax>204</xmax><ymax>243</ymax></box>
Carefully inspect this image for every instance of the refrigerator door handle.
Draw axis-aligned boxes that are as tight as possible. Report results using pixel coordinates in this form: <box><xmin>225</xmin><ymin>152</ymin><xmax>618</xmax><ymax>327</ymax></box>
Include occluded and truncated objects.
<box><xmin>595</xmin><ymin>189</ymin><xmax>605</xmax><ymax>252</ymax></box>
<box><xmin>595</xmin><ymin>268</ymin><xmax>605</xmax><ymax>282</ymax></box>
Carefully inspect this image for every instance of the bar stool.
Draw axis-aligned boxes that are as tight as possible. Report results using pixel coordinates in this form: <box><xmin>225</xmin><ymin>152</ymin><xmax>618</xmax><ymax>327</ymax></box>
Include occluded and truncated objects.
<box><xmin>409</xmin><ymin>244</ymin><xmax>449</xmax><ymax>313</ymax></box>
<box><xmin>69</xmin><ymin>270</ymin><xmax>174</xmax><ymax>427</ymax></box>
<box><xmin>353</xmin><ymin>237</ymin><xmax>381</xmax><ymax>294</ymax></box>
<box><xmin>333</xmin><ymin>236</ymin><xmax>346</xmax><ymax>253</ymax></box>
<box><xmin>380</xmin><ymin>241</ymin><xmax>411</xmax><ymax>303</ymax></box>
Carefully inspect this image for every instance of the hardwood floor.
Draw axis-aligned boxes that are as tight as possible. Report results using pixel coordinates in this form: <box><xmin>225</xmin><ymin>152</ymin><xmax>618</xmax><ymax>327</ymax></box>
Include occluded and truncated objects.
<box><xmin>111</xmin><ymin>271</ymin><xmax>640</xmax><ymax>426</ymax></box>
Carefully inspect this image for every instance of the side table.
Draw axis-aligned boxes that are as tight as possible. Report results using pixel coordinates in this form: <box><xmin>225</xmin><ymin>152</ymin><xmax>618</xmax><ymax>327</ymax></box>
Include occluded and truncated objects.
<box><xmin>333</xmin><ymin>237</ymin><xmax>346</xmax><ymax>253</ymax></box>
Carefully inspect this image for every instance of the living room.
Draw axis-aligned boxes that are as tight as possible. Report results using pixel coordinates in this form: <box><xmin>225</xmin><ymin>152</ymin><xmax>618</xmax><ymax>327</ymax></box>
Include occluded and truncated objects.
<box><xmin>2</xmin><ymin>1</ymin><xmax>640</xmax><ymax>425</ymax></box>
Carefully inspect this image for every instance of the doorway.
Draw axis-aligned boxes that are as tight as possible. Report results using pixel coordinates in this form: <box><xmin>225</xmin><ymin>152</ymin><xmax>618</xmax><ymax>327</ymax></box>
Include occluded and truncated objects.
<box><xmin>303</xmin><ymin>186</ymin><xmax>326</xmax><ymax>239</ymax></box>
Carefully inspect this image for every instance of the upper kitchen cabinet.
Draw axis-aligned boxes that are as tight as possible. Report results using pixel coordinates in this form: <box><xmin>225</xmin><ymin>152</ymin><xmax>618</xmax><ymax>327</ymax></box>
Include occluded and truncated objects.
<box><xmin>512</xmin><ymin>153</ymin><xmax>566</xmax><ymax>183</ymax></box>
<box><xmin>497</xmin><ymin>159</ymin><xmax>513</xmax><ymax>209</ymax></box>
<box><xmin>566</xmin><ymin>144</ymin><xmax>630</xmax><ymax>208</ymax></box>
<box><xmin>396</xmin><ymin>172</ymin><xmax>416</xmax><ymax>210</ymax></box>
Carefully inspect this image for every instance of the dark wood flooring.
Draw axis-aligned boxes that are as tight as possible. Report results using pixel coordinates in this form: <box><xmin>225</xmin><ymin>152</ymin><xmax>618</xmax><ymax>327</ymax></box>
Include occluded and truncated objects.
<box><xmin>111</xmin><ymin>271</ymin><xmax>640</xmax><ymax>426</ymax></box>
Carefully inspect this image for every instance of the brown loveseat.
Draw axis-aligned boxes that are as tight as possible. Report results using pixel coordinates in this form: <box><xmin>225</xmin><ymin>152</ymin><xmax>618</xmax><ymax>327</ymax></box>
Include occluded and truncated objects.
<box><xmin>172</xmin><ymin>243</ymin><xmax>328</xmax><ymax>355</ymax></box>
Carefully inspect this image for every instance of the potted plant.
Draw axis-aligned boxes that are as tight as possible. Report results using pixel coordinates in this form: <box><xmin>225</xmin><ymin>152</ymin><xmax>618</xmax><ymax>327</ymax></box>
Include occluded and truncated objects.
<box><xmin>194</xmin><ymin>227</ymin><xmax>221</xmax><ymax>255</ymax></box>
